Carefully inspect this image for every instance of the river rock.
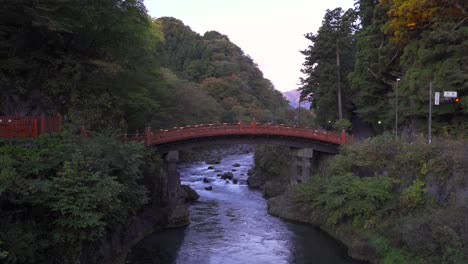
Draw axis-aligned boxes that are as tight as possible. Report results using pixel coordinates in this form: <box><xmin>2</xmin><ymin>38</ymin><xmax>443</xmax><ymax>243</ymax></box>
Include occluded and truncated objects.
<box><xmin>203</xmin><ymin>177</ymin><xmax>211</xmax><ymax>183</ymax></box>
<box><xmin>233</xmin><ymin>178</ymin><xmax>238</xmax><ymax>184</ymax></box>
<box><xmin>205</xmin><ymin>186</ymin><xmax>213</xmax><ymax>191</ymax></box>
<box><xmin>217</xmin><ymin>173</ymin><xmax>222</xmax><ymax>177</ymax></box>
<box><xmin>207</xmin><ymin>166</ymin><xmax>215</xmax><ymax>170</ymax></box>
<box><xmin>232</xmin><ymin>169</ymin><xmax>237</xmax><ymax>171</ymax></box>
<box><xmin>221</xmin><ymin>172</ymin><xmax>234</xmax><ymax>180</ymax></box>
<box><xmin>181</xmin><ymin>185</ymin><xmax>200</xmax><ymax>202</ymax></box>
<box><xmin>225</xmin><ymin>180</ymin><xmax>230</xmax><ymax>184</ymax></box>
<box><xmin>233</xmin><ymin>163</ymin><xmax>241</xmax><ymax>167</ymax></box>
<box><xmin>247</xmin><ymin>168</ymin><xmax>255</xmax><ymax>176</ymax></box>
<box><xmin>167</xmin><ymin>205</ymin><xmax>190</xmax><ymax>228</ymax></box>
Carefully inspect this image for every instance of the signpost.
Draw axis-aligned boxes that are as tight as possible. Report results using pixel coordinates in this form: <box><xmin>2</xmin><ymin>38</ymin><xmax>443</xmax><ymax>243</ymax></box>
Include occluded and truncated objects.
<box><xmin>443</xmin><ymin>91</ymin><xmax>457</xmax><ymax>98</ymax></box>
<box><xmin>434</xmin><ymin>92</ymin><xmax>440</xmax><ymax>105</ymax></box>
<box><xmin>429</xmin><ymin>82</ymin><xmax>432</xmax><ymax>144</ymax></box>
<box><xmin>430</xmin><ymin>87</ymin><xmax>459</xmax><ymax>144</ymax></box>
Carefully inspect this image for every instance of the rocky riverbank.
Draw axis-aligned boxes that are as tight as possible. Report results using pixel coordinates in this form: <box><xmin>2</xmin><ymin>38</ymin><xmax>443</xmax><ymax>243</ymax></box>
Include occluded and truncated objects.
<box><xmin>267</xmin><ymin>191</ymin><xmax>375</xmax><ymax>263</ymax></box>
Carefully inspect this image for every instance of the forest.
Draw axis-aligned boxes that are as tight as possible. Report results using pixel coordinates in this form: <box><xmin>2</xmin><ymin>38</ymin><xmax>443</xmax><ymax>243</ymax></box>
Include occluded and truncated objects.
<box><xmin>300</xmin><ymin>0</ymin><xmax>467</xmax><ymax>136</ymax></box>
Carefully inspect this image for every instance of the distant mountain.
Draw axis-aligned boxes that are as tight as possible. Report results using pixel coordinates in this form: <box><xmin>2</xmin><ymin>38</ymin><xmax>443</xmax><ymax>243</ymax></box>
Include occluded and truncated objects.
<box><xmin>282</xmin><ymin>89</ymin><xmax>311</xmax><ymax>109</ymax></box>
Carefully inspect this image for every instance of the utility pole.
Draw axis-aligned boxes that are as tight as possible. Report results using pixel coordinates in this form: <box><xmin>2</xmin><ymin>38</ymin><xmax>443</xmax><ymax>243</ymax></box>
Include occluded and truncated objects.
<box><xmin>298</xmin><ymin>99</ymin><xmax>301</xmax><ymax>126</ymax></box>
<box><xmin>395</xmin><ymin>78</ymin><xmax>400</xmax><ymax>136</ymax></box>
<box><xmin>428</xmin><ymin>81</ymin><xmax>432</xmax><ymax>144</ymax></box>
<box><xmin>336</xmin><ymin>39</ymin><xmax>343</xmax><ymax>120</ymax></box>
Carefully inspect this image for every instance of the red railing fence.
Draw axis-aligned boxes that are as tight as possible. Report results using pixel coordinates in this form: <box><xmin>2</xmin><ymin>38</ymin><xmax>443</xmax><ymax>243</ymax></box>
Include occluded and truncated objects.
<box><xmin>0</xmin><ymin>113</ymin><xmax>62</xmax><ymax>138</ymax></box>
<box><xmin>124</xmin><ymin>122</ymin><xmax>354</xmax><ymax>146</ymax></box>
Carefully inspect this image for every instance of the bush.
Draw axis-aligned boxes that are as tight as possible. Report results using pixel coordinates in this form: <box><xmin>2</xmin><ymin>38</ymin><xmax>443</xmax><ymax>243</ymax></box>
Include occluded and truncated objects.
<box><xmin>0</xmin><ymin>133</ymin><xmax>156</xmax><ymax>263</ymax></box>
<box><xmin>392</xmin><ymin>207</ymin><xmax>468</xmax><ymax>263</ymax></box>
<box><xmin>400</xmin><ymin>179</ymin><xmax>427</xmax><ymax>210</ymax></box>
<box><xmin>296</xmin><ymin>174</ymin><xmax>396</xmax><ymax>227</ymax></box>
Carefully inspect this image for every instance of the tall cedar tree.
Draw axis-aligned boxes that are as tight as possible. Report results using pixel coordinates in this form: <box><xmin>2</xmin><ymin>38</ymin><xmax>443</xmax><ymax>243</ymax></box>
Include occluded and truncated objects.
<box><xmin>299</xmin><ymin>8</ymin><xmax>358</xmax><ymax>127</ymax></box>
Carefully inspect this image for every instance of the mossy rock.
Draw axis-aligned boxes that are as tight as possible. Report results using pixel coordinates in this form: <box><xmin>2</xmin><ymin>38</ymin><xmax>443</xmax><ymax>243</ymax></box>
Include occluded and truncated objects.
<box><xmin>221</xmin><ymin>172</ymin><xmax>234</xmax><ymax>180</ymax></box>
<box><xmin>181</xmin><ymin>185</ymin><xmax>200</xmax><ymax>202</ymax></box>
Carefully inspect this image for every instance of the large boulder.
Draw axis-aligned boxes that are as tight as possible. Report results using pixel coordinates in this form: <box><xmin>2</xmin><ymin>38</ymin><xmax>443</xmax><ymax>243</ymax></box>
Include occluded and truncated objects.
<box><xmin>167</xmin><ymin>205</ymin><xmax>190</xmax><ymax>228</ymax></box>
<box><xmin>221</xmin><ymin>172</ymin><xmax>234</xmax><ymax>180</ymax></box>
<box><xmin>180</xmin><ymin>185</ymin><xmax>200</xmax><ymax>202</ymax></box>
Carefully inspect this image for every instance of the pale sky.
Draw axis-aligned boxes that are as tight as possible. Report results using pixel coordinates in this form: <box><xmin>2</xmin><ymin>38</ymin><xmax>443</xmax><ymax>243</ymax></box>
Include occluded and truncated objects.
<box><xmin>145</xmin><ymin>0</ymin><xmax>355</xmax><ymax>92</ymax></box>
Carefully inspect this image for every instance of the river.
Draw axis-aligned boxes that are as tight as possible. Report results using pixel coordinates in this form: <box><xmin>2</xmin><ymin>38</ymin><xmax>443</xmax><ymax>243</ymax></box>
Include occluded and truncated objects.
<box><xmin>128</xmin><ymin>151</ymin><xmax>361</xmax><ymax>264</ymax></box>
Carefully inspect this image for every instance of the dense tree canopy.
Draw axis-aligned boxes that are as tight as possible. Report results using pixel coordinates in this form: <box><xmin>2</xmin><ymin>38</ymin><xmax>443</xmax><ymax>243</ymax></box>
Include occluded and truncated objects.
<box><xmin>156</xmin><ymin>17</ymin><xmax>290</xmax><ymax>123</ymax></box>
<box><xmin>300</xmin><ymin>0</ymin><xmax>467</xmax><ymax>136</ymax></box>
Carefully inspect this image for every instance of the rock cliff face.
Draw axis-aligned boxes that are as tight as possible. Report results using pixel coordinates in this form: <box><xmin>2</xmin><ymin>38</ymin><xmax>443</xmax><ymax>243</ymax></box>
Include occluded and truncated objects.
<box><xmin>267</xmin><ymin>191</ymin><xmax>377</xmax><ymax>263</ymax></box>
<box><xmin>82</xmin><ymin>163</ymin><xmax>198</xmax><ymax>264</ymax></box>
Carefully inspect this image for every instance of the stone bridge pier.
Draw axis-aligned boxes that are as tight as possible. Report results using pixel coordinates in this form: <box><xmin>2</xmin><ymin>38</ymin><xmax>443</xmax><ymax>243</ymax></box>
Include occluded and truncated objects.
<box><xmin>289</xmin><ymin>147</ymin><xmax>325</xmax><ymax>184</ymax></box>
<box><xmin>163</xmin><ymin>150</ymin><xmax>180</xmax><ymax>207</ymax></box>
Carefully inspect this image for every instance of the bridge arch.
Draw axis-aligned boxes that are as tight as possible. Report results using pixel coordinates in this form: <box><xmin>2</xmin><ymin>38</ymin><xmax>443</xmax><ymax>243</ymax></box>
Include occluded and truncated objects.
<box><xmin>125</xmin><ymin>122</ymin><xmax>353</xmax><ymax>207</ymax></box>
<box><xmin>126</xmin><ymin>122</ymin><xmax>352</xmax><ymax>154</ymax></box>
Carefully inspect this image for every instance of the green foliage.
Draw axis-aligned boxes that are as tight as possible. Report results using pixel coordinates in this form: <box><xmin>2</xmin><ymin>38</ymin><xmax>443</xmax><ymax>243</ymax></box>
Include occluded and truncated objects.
<box><xmin>293</xmin><ymin>135</ymin><xmax>467</xmax><ymax>262</ymax></box>
<box><xmin>400</xmin><ymin>179</ymin><xmax>427</xmax><ymax>210</ymax></box>
<box><xmin>367</xmin><ymin>234</ymin><xmax>422</xmax><ymax>264</ymax></box>
<box><xmin>0</xmin><ymin>133</ymin><xmax>156</xmax><ymax>263</ymax></box>
<box><xmin>254</xmin><ymin>145</ymin><xmax>290</xmax><ymax>180</ymax></box>
<box><xmin>322</xmin><ymin>175</ymin><xmax>395</xmax><ymax>227</ymax></box>
<box><xmin>45</xmin><ymin>162</ymin><xmax>123</xmax><ymax>242</ymax></box>
<box><xmin>392</xmin><ymin>207</ymin><xmax>468</xmax><ymax>263</ymax></box>
<box><xmin>297</xmin><ymin>174</ymin><xmax>395</xmax><ymax>228</ymax></box>
<box><xmin>0</xmin><ymin>240</ymin><xmax>8</xmax><ymax>260</ymax></box>
<box><xmin>348</xmin><ymin>0</ymin><xmax>467</xmax><ymax>135</ymax></box>
<box><xmin>156</xmin><ymin>17</ymin><xmax>290</xmax><ymax>124</ymax></box>
<box><xmin>334</xmin><ymin>118</ymin><xmax>352</xmax><ymax>131</ymax></box>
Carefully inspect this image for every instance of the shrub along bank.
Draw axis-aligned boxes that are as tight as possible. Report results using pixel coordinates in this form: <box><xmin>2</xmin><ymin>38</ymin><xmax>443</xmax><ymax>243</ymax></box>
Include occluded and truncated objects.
<box><xmin>0</xmin><ymin>132</ymin><xmax>166</xmax><ymax>263</ymax></box>
<box><xmin>267</xmin><ymin>135</ymin><xmax>467</xmax><ymax>263</ymax></box>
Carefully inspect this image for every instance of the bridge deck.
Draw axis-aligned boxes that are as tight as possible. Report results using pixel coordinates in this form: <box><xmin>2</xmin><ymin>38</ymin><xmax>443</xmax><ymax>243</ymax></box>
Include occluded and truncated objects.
<box><xmin>124</xmin><ymin>122</ymin><xmax>353</xmax><ymax>147</ymax></box>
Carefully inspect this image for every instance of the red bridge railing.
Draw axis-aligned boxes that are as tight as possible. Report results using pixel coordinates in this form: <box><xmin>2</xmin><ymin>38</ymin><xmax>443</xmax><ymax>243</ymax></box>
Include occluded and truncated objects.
<box><xmin>123</xmin><ymin>121</ymin><xmax>353</xmax><ymax>146</ymax></box>
<box><xmin>0</xmin><ymin>114</ymin><xmax>62</xmax><ymax>138</ymax></box>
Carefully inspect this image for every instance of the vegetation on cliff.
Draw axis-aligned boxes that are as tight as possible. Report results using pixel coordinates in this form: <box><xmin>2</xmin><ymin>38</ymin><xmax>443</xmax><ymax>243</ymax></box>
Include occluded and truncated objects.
<box><xmin>0</xmin><ymin>132</ymin><xmax>164</xmax><ymax>263</ymax></box>
<box><xmin>294</xmin><ymin>136</ymin><xmax>468</xmax><ymax>263</ymax></box>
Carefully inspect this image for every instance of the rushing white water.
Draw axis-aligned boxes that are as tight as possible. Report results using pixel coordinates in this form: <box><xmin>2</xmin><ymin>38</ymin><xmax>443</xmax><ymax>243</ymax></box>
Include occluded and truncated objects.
<box><xmin>128</xmin><ymin>152</ymin><xmax>361</xmax><ymax>264</ymax></box>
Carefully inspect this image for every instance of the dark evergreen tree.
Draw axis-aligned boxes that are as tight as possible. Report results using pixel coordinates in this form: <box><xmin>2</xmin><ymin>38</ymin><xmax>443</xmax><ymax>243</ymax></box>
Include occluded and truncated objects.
<box><xmin>299</xmin><ymin>8</ymin><xmax>358</xmax><ymax>127</ymax></box>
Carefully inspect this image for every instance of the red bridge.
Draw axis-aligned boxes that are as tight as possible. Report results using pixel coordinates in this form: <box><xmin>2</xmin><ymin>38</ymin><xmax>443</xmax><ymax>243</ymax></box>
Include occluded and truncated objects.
<box><xmin>125</xmin><ymin>121</ymin><xmax>353</xmax><ymax>154</ymax></box>
<box><xmin>0</xmin><ymin>115</ymin><xmax>353</xmax><ymax>154</ymax></box>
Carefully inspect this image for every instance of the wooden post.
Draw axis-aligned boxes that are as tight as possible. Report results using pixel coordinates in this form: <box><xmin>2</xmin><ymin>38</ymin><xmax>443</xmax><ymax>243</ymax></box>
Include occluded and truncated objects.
<box><xmin>33</xmin><ymin>119</ymin><xmax>39</xmax><ymax>137</ymax></box>
<box><xmin>40</xmin><ymin>113</ymin><xmax>46</xmax><ymax>135</ymax></box>
<box><xmin>144</xmin><ymin>126</ymin><xmax>151</xmax><ymax>146</ymax></box>
<box><xmin>340</xmin><ymin>130</ymin><xmax>347</xmax><ymax>144</ymax></box>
